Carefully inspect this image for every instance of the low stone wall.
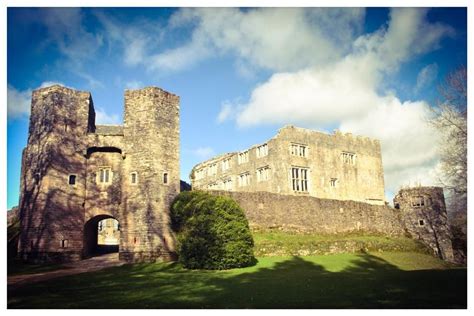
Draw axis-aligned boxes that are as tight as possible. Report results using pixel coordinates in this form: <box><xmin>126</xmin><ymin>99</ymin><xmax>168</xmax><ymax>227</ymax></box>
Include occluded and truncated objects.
<box><xmin>211</xmin><ymin>191</ymin><xmax>406</xmax><ymax>236</ymax></box>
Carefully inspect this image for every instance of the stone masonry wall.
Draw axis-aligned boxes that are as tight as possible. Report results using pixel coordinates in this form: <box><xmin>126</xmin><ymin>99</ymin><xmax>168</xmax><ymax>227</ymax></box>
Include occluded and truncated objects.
<box><xmin>19</xmin><ymin>86</ymin><xmax>93</xmax><ymax>262</ymax></box>
<box><xmin>211</xmin><ymin>191</ymin><xmax>405</xmax><ymax>236</ymax></box>
<box><xmin>394</xmin><ymin>187</ymin><xmax>454</xmax><ymax>261</ymax></box>
<box><xmin>120</xmin><ymin>87</ymin><xmax>180</xmax><ymax>262</ymax></box>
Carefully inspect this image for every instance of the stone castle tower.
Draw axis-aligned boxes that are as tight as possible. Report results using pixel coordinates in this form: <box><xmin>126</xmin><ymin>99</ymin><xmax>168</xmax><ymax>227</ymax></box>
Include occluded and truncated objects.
<box><xmin>393</xmin><ymin>186</ymin><xmax>454</xmax><ymax>261</ymax></box>
<box><xmin>18</xmin><ymin>85</ymin><xmax>180</xmax><ymax>263</ymax></box>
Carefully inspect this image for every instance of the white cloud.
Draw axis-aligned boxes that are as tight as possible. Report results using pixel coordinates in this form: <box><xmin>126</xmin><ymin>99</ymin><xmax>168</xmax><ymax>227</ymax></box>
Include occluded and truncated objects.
<box><xmin>7</xmin><ymin>85</ymin><xmax>32</xmax><ymax>119</ymax></box>
<box><xmin>8</xmin><ymin>82</ymin><xmax>121</xmax><ymax>125</ymax></box>
<box><xmin>191</xmin><ymin>147</ymin><xmax>215</xmax><ymax>159</ymax></box>
<box><xmin>339</xmin><ymin>97</ymin><xmax>440</xmax><ymax>193</ymax></box>
<box><xmin>7</xmin><ymin>82</ymin><xmax>67</xmax><ymax>119</ymax></box>
<box><xmin>21</xmin><ymin>9</ymin><xmax>104</xmax><ymax>87</ymax></box>
<box><xmin>149</xmin><ymin>38</ymin><xmax>211</xmax><ymax>72</ymax></box>
<box><xmin>224</xmin><ymin>8</ymin><xmax>454</xmax><ymax>195</ymax></box>
<box><xmin>415</xmin><ymin>63</ymin><xmax>439</xmax><ymax>93</ymax></box>
<box><xmin>236</xmin><ymin>62</ymin><xmax>379</xmax><ymax>128</ymax></box>
<box><xmin>38</xmin><ymin>8</ymin><xmax>103</xmax><ymax>61</ymax></box>
<box><xmin>125</xmin><ymin>80</ymin><xmax>144</xmax><ymax>89</ymax></box>
<box><xmin>99</xmin><ymin>8</ymin><xmax>364</xmax><ymax>74</ymax></box>
<box><xmin>95</xmin><ymin>11</ymin><xmax>163</xmax><ymax>68</ymax></box>
<box><xmin>95</xmin><ymin>107</ymin><xmax>121</xmax><ymax>125</ymax></box>
<box><xmin>159</xmin><ymin>8</ymin><xmax>365</xmax><ymax>73</ymax></box>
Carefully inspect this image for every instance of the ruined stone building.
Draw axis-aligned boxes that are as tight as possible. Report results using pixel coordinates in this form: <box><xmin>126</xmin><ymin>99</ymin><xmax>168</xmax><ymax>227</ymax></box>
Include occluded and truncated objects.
<box><xmin>191</xmin><ymin>125</ymin><xmax>385</xmax><ymax>205</ymax></box>
<box><xmin>18</xmin><ymin>85</ymin><xmax>180</xmax><ymax>263</ymax></box>
<box><xmin>394</xmin><ymin>187</ymin><xmax>454</xmax><ymax>261</ymax></box>
<box><xmin>16</xmin><ymin>84</ymin><xmax>454</xmax><ymax>264</ymax></box>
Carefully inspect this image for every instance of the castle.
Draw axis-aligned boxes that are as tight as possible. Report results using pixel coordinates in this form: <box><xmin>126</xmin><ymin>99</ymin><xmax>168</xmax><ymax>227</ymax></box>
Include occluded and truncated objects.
<box><xmin>17</xmin><ymin>85</ymin><xmax>454</xmax><ymax>263</ymax></box>
<box><xmin>18</xmin><ymin>85</ymin><xmax>179</xmax><ymax>263</ymax></box>
<box><xmin>191</xmin><ymin>125</ymin><xmax>385</xmax><ymax>205</ymax></box>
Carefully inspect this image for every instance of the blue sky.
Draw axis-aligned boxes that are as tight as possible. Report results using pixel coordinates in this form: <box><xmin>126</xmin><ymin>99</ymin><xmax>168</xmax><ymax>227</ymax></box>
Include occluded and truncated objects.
<box><xmin>7</xmin><ymin>7</ymin><xmax>466</xmax><ymax>209</ymax></box>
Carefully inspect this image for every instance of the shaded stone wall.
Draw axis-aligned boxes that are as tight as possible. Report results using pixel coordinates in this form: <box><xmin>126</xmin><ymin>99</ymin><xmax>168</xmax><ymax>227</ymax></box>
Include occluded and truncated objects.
<box><xmin>393</xmin><ymin>187</ymin><xmax>454</xmax><ymax>261</ymax></box>
<box><xmin>211</xmin><ymin>191</ymin><xmax>405</xmax><ymax>236</ymax></box>
<box><xmin>120</xmin><ymin>87</ymin><xmax>180</xmax><ymax>262</ymax></box>
<box><xmin>192</xmin><ymin>125</ymin><xmax>385</xmax><ymax>205</ymax></box>
<box><xmin>19</xmin><ymin>86</ymin><xmax>93</xmax><ymax>262</ymax></box>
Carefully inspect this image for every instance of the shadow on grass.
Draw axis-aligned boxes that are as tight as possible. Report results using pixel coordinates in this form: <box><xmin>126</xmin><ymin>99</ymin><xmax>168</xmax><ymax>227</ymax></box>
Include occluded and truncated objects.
<box><xmin>8</xmin><ymin>253</ymin><xmax>467</xmax><ymax>309</ymax></box>
<box><xmin>7</xmin><ymin>259</ymin><xmax>69</xmax><ymax>276</ymax></box>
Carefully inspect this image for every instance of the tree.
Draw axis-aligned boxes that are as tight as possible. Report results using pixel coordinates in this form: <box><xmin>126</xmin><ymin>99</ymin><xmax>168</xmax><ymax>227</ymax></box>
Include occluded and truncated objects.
<box><xmin>432</xmin><ymin>66</ymin><xmax>467</xmax><ymax>201</ymax></box>
<box><xmin>431</xmin><ymin>66</ymin><xmax>467</xmax><ymax>263</ymax></box>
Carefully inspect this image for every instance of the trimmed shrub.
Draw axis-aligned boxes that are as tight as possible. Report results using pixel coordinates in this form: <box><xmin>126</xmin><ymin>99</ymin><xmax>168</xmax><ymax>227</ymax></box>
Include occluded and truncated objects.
<box><xmin>170</xmin><ymin>191</ymin><xmax>256</xmax><ymax>269</ymax></box>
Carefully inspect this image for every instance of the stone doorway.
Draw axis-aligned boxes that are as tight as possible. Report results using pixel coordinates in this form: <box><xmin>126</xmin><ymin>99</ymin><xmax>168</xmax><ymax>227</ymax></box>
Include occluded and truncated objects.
<box><xmin>83</xmin><ymin>215</ymin><xmax>120</xmax><ymax>258</ymax></box>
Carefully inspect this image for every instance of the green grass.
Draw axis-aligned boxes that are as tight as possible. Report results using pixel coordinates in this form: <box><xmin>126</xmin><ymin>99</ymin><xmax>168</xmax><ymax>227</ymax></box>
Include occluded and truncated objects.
<box><xmin>8</xmin><ymin>252</ymin><xmax>466</xmax><ymax>309</ymax></box>
<box><xmin>252</xmin><ymin>230</ymin><xmax>431</xmax><ymax>256</ymax></box>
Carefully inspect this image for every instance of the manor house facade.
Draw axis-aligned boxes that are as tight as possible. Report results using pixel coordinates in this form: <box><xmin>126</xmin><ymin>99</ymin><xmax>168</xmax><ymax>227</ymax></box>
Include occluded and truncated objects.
<box><xmin>191</xmin><ymin>125</ymin><xmax>386</xmax><ymax>205</ymax></box>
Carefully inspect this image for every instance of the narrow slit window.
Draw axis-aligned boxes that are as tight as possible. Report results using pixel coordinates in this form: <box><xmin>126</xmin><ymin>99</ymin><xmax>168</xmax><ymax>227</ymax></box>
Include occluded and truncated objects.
<box><xmin>163</xmin><ymin>172</ymin><xmax>168</xmax><ymax>184</ymax></box>
<box><xmin>131</xmin><ymin>172</ymin><xmax>137</xmax><ymax>184</ymax></box>
<box><xmin>68</xmin><ymin>175</ymin><xmax>76</xmax><ymax>185</ymax></box>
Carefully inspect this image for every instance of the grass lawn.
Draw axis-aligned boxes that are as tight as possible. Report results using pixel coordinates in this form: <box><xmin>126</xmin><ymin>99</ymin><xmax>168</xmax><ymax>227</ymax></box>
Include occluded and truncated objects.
<box><xmin>252</xmin><ymin>231</ymin><xmax>431</xmax><ymax>256</ymax></box>
<box><xmin>8</xmin><ymin>251</ymin><xmax>466</xmax><ymax>309</ymax></box>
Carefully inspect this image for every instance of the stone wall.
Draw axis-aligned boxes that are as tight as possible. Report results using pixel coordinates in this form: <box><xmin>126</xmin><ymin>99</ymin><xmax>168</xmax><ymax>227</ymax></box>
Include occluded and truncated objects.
<box><xmin>18</xmin><ymin>86</ymin><xmax>93</xmax><ymax>262</ymax></box>
<box><xmin>120</xmin><ymin>87</ymin><xmax>180</xmax><ymax>262</ymax></box>
<box><xmin>211</xmin><ymin>191</ymin><xmax>405</xmax><ymax>236</ymax></box>
<box><xmin>191</xmin><ymin>125</ymin><xmax>385</xmax><ymax>205</ymax></box>
<box><xmin>394</xmin><ymin>187</ymin><xmax>454</xmax><ymax>261</ymax></box>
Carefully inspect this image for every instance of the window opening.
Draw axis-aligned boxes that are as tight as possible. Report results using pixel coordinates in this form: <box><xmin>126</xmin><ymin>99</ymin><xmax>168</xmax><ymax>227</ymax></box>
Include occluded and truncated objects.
<box><xmin>292</xmin><ymin>167</ymin><xmax>308</xmax><ymax>192</ymax></box>
<box><xmin>69</xmin><ymin>175</ymin><xmax>76</xmax><ymax>185</ymax></box>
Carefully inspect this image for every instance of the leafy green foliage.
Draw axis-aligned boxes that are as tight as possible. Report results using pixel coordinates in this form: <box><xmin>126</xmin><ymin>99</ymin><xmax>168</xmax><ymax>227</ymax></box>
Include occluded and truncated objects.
<box><xmin>170</xmin><ymin>191</ymin><xmax>256</xmax><ymax>269</ymax></box>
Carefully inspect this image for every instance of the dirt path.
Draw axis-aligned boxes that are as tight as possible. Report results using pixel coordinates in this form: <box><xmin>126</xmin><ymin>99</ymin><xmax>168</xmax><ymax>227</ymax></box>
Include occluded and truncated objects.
<box><xmin>8</xmin><ymin>253</ymin><xmax>125</xmax><ymax>290</ymax></box>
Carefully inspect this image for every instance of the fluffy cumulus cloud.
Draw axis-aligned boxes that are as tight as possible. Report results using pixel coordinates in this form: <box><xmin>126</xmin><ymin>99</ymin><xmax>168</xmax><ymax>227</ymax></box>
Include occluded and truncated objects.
<box><xmin>339</xmin><ymin>97</ymin><xmax>440</xmax><ymax>193</ymax></box>
<box><xmin>217</xmin><ymin>8</ymin><xmax>454</xmax><ymax>195</ymax></box>
<box><xmin>97</xmin><ymin>8</ymin><xmax>365</xmax><ymax>74</ymax></box>
<box><xmin>162</xmin><ymin>8</ymin><xmax>365</xmax><ymax>72</ymax></box>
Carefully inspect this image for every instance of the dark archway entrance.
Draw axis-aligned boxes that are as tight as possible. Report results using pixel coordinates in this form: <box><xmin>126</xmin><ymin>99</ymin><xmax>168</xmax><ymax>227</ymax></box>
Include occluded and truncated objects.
<box><xmin>83</xmin><ymin>215</ymin><xmax>120</xmax><ymax>258</ymax></box>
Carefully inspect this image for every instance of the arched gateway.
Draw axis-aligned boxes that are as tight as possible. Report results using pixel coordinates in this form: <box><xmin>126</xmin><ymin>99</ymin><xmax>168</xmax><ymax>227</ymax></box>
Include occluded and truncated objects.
<box><xmin>84</xmin><ymin>215</ymin><xmax>120</xmax><ymax>258</ymax></box>
<box><xmin>18</xmin><ymin>85</ymin><xmax>180</xmax><ymax>263</ymax></box>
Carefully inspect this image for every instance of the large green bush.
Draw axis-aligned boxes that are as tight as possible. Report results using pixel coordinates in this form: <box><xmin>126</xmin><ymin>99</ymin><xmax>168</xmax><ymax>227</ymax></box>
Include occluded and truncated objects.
<box><xmin>170</xmin><ymin>191</ymin><xmax>256</xmax><ymax>269</ymax></box>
